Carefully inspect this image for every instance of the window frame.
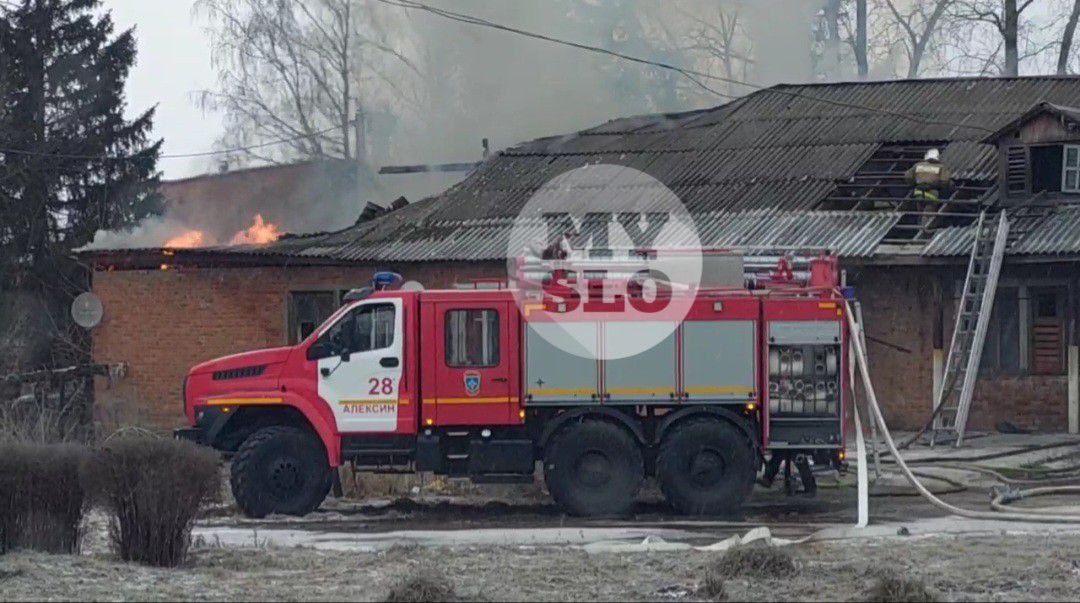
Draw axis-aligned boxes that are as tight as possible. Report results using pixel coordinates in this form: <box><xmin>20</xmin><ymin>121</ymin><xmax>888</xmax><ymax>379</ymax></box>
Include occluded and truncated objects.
<box><xmin>1062</xmin><ymin>144</ymin><xmax>1080</xmax><ymax>193</ymax></box>
<box><xmin>970</xmin><ymin>280</ymin><xmax>1069</xmax><ymax>378</ymax></box>
<box><xmin>444</xmin><ymin>308</ymin><xmax>501</xmax><ymax>369</ymax></box>
<box><xmin>307</xmin><ymin>301</ymin><xmax>396</xmax><ymax>361</ymax></box>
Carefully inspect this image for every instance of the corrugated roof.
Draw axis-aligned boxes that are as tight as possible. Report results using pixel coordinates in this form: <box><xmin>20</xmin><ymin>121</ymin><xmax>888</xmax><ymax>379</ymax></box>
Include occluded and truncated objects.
<box><xmin>923</xmin><ymin>204</ymin><xmax>1080</xmax><ymax>257</ymax></box>
<box><xmin>90</xmin><ymin>76</ymin><xmax>1080</xmax><ymax>265</ymax></box>
<box><xmin>227</xmin><ymin>210</ymin><xmax>899</xmax><ymax>261</ymax></box>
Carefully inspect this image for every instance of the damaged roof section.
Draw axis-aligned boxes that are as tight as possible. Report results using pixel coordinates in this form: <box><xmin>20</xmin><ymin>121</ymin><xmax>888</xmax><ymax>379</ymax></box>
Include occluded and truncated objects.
<box><xmin>83</xmin><ymin>77</ymin><xmax>1080</xmax><ymax>268</ymax></box>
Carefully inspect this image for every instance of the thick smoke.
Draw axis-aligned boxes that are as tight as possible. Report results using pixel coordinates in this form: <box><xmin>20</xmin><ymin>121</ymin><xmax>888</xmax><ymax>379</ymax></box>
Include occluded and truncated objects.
<box><xmin>97</xmin><ymin>1</ymin><xmax>843</xmax><ymax>249</ymax></box>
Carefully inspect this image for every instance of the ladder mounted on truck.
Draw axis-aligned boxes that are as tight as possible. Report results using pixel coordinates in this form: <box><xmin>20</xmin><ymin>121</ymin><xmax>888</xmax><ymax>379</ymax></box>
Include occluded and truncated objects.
<box><xmin>905</xmin><ymin>210</ymin><xmax>1010</xmax><ymax>448</ymax></box>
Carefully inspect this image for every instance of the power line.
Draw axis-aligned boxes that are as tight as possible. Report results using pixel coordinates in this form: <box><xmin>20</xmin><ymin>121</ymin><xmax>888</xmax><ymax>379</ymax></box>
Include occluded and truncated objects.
<box><xmin>0</xmin><ymin>1</ymin><xmax>997</xmax><ymax>163</ymax></box>
<box><xmin>0</xmin><ymin>119</ymin><xmax>354</xmax><ymax>162</ymax></box>
<box><xmin>375</xmin><ymin>0</ymin><xmax>997</xmax><ymax>135</ymax></box>
<box><xmin>374</xmin><ymin>0</ymin><xmax>735</xmax><ymax>100</ymax></box>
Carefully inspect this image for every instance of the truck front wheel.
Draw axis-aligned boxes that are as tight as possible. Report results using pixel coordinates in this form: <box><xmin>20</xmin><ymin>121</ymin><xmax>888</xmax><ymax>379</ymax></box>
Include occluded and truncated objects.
<box><xmin>543</xmin><ymin>419</ymin><xmax>644</xmax><ymax>517</ymax></box>
<box><xmin>230</xmin><ymin>426</ymin><xmax>333</xmax><ymax>518</ymax></box>
<box><xmin>656</xmin><ymin>418</ymin><xmax>755</xmax><ymax>515</ymax></box>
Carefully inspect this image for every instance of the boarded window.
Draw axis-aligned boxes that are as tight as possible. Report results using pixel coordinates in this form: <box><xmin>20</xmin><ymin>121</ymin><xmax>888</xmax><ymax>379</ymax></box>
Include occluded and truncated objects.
<box><xmin>1006</xmin><ymin>145</ymin><xmax>1030</xmax><ymax>195</ymax></box>
<box><xmin>445</xmin><ymin>309</ymin><xmax>500</xmax><ymax>367</ymax></box>
<box><xmin>1031</xmin><ymin>288</ymin><xmax>1066</xmax><ymax>375</ymax></box>
<box><xmin>1064</xmin><ymin>145</ymin><xmax>1080</xmax><ymax>193</ymax></box>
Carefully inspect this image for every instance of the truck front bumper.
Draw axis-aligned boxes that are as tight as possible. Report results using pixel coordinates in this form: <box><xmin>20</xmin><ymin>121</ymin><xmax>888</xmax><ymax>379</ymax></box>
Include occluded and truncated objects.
<box><xmin>174</xmin><ymin>426</ymin><xmax>205</xmax><ymax>445</ymax></box>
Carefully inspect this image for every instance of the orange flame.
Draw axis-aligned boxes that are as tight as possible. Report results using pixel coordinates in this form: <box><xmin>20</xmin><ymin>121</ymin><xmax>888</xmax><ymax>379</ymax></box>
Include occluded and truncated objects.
<box><xmin>164</xmin><ymin>230</ymin><xmax>205</xmax><ymax>248</ymax></box>
<box><xmin>230</xmin><ymin>214</ymin><xmax>282</xmax><ymax>246</ymax></box>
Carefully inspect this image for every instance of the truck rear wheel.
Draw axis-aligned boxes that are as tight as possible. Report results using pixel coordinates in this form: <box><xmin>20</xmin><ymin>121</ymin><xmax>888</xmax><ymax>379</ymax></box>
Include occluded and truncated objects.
<box><xmin>543</xmin><ymin>419</ymin><xmax>643</xmax><ymax>517</ymax></box>
<box><xmin>656</xmin><ymin>417</ymin><xmax>755</xmax><ymax>515</ymax></box>
<box><xmin>230</xmin><ymin>426</ymin><xmax>333</xmax><ymax>518</ymax></box>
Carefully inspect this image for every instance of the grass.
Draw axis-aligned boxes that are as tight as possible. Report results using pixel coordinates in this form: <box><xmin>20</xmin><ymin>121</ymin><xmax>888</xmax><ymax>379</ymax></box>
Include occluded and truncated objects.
<box><xmin>710</xmin><ymin>546</ymin><xmax>798</xmax><ymax>578</ymax></box>
<box><xmin>384</xmin><ymin>566</ymin><xmax>458</xmax><ymax>603</ymax></box>
<box><xmin>866</xmin><ymin>574</ymin><xmax>939</xmax><ymax>603</ymax></box>
<box><xmin>697</xmin><ymin>569</ymin><xmax>727</xmax><ymax>601</ymax></box>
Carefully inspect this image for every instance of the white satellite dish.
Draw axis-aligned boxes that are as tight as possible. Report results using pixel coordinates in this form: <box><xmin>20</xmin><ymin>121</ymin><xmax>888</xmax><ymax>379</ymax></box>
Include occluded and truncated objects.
<box><xmin>71</xmin><ymin>292</ymin><xmax>104</xmax><ymax>329</ymax></box>
<box><xmin>401</xmin><ymin>280</ymin><xmax>425</xmax><ymax>291</ymax></box>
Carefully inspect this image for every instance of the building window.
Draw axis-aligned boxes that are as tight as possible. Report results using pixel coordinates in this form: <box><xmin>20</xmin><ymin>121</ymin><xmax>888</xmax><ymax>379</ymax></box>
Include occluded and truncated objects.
<box><xmin>980</xmin><ymin>287</ymin><xmax>1021</xmax><ymax>375</ymax></box>
<box><xmin>1031</xmin><ymin>145</ymin><xmax>1063</xmax><ymax>193</ymax></box>
<box><xmin>288</xmin><ymin>291</ymin><xmax>339</xmax><ymax>344</ymax></box>
<box><xmin>1064</xmin><ymin>145</ymin><xmax>1080</xmax><ymax>193</ymax></box>
<box><xmin>445</xmin><ymin>309</ymin><xmax>500</xmax><ymax>367</ymax></box>
<box><xmin>1030</xmin><ymin>287</ymin><xmax>1066</xmax><ymax>375</ymax></box>
<box><xmin>978</xmin><ymin>285</ymin><xmax>1067</xmax><ymax>377</ymax></box>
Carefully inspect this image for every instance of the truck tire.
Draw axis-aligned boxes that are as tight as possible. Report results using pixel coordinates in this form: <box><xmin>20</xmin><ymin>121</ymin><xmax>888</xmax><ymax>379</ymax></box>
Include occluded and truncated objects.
<box><xmin>656</xmin><ymin>417</ymin><xmax>756</xmax><ymax>515</ymax></box>
<box><xmin>543</xmin><ymin>419</ymin><xmax>643</xmax><ymax>517</ymax></box>
<box><xmin>230</xmin><ymin>426</ymin><xmax>333</xmax><ymax>518</ymax></box>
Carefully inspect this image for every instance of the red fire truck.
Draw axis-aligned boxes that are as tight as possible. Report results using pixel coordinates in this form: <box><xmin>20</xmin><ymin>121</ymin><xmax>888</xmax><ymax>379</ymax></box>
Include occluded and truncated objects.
<box><xmin>177</xmin><ymin>254</ymin><xmax>849</xmax><ymax>517</ymax></box>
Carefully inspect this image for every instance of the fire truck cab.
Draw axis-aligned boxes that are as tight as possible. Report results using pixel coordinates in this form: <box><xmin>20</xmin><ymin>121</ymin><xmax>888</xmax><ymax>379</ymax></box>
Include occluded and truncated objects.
<box><xmin>178</xmin><ymin>255</ymin><xmax>849</xmax><ymax>518</ymax></box>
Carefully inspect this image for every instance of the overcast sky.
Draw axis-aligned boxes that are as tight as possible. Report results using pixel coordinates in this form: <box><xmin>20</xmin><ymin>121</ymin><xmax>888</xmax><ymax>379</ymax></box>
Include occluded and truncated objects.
<box><xmin>107</xmin><ymin>0</ymin><xmax>223</xmax><ymax>180</ymax></box>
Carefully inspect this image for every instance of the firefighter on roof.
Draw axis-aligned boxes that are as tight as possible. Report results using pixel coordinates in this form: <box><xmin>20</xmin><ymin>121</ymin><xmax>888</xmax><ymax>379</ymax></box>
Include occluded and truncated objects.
<box><xmin>905</xmin><ymin>148</ymin><xmax>951</xmax><ymax>202</ymax></box>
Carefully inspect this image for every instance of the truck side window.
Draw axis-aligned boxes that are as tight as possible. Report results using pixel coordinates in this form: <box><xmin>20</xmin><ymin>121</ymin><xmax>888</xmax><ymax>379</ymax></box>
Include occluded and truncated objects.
<box><xmin>308</xmin><ymin>303</ymin><xmax>395</xmax><ymax>360</ymax></box>
<box><xmin>445</xmin><ymin>309</ymin><xmax>499</xmax><ymax>367</ymax></box>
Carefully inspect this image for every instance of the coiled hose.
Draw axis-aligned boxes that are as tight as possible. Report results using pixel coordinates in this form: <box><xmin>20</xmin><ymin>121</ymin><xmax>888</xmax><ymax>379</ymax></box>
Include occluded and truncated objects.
<box><xmin>844</xmin><ymin>300</ymin><xmax>1080</xmax><ymax>523</ymax></box>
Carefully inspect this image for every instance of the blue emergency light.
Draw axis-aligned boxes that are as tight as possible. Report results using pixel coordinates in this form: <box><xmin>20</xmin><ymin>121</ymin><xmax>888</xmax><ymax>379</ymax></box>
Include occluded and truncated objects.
<box><xmin>372</xmin><ymin>271</ymin><xmax>404</xmax><ymax>291</ymax></box>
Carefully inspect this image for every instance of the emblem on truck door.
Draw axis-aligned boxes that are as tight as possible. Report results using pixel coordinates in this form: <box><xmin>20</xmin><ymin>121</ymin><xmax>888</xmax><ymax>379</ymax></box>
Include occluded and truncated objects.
<box><xmin>464</xmin><ymin>371</ymin><xmax>482</xmax><ymax>396</ymax></box>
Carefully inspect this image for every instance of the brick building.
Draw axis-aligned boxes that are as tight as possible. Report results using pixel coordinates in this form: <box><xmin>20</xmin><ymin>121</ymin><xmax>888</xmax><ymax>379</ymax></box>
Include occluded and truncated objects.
<box><xmin>83</xmin><ymin>77</ymin><xmax>1080</xmax><ymax>432</ymax></box>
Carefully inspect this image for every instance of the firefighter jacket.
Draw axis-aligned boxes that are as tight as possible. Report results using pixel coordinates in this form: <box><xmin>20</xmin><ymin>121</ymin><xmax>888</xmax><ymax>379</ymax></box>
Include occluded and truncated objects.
<box><xmin>904</xmin><ymin>160</ymin><xmax>951</xmax><ymax>190</ymax></box>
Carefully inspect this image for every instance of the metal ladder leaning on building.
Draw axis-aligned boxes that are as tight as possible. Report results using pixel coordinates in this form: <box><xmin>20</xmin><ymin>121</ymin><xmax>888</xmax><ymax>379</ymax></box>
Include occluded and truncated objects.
<box><xmin>905</xmin><ymin>210</ymin><xmax>1011</xmax><ymax>447</ymax></box>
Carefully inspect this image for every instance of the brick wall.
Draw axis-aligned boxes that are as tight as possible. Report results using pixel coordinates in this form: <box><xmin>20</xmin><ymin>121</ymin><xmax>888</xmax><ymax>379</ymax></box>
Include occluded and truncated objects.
<box><xmin>850</xmin><ymin>264</ymin><xmax>1069</xmax><ymax>432</ymax></box>
<box><xmin>93</xmin><ymin>260</ymin><xmax>1071</xmax><ymax>432</ymax></box>
<box><xmin>92</xmin><ymin>261</ymin><xmax>503</xmax><ymax>426</ymax></box>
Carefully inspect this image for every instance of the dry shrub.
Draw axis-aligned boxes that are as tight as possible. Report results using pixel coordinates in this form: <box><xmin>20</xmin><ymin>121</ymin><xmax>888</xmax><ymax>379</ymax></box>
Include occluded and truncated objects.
<box><xmin>83</xmin><ymin>435</ymin><xmax>220</xmax><ymax>566</ymax></box>
<box><xmin>384</xmin><ymin>566</ymin><xmax>457</xmax><ymax>603</ymax></box>
<box><xmin>698</xmin><ymin>568</ymin><xmax>727</xmax><ymax>601</ymax></box>
<box><xmin>867</xmin><ymin>574</ymin><xmax>939</xmax><ymax>603</ymax></box>
<box><xmin>0</xmin><ymin>391</ymin><xmax>90</xmax><ymax>444</ymax></box>
<box><xmin>711</xmin><ymin>546</ymin><xmax>797</xmax><ymax>578</ymax></box>
<box><xmin>0</xmin><ymin>443</ymin><xmax>87</xmax><ymax>554</ymax></box>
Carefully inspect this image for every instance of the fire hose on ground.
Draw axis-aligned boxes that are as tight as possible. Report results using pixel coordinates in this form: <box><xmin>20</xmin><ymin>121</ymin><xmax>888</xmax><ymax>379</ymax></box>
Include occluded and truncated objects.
<box><xmin>843</xmin><ymin>299</ymin><xmax>1080</xmax><ymax>523</ymax></box>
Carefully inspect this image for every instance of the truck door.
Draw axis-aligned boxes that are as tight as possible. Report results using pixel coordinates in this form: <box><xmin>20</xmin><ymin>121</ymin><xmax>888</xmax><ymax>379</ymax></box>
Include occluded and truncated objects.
<box><xmin>432</xmin><ymin>301</ymin><xmax>517</xmax><ymax>425</ymax></box>
<box><xmin>308</xmin><ymin>298</ymin><xmax>411</xmax><ymax>434</ymax></box>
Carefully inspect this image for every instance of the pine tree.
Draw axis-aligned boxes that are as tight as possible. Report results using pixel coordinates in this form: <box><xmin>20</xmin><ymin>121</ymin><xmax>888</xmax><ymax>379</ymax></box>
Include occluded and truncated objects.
<box><xmin>0</xmin><ymin>0</ymin><xmax>161</xmax><ymax>368</ymax></box>
<box><xmin>0</xmin><ymin>0</ymin><xmax>161</xmax><ymax>278</ymax></box>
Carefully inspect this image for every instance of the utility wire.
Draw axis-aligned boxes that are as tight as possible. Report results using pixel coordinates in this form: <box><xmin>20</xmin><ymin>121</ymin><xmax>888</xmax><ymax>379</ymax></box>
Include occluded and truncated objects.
<box><xmin>375</xmin><ymin>0</ymin><xmax>997</xmax><ymax>135</ymax></box>
<box><xmin>1</xmin><ymin>1</ymin><xmax>997</xmax><ymax>162</ymax></box>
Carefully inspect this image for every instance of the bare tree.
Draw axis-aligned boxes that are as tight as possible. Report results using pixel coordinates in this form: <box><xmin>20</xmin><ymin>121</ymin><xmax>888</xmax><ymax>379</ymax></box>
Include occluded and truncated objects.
<box><xmin>196</xmin><ymin>0</ymin><xmax>419</xmax><ymax>164</ymax></box>
<box><xmin>855</xmin><ymin>0</ymin><xmax>868</xmax><ymax>77</ymax></box>
<box><xmin>1059</xmin><ymin>0</ymin><xmax>1080</xmax><ymax>74</ymax></box>
<box><xmin>953</xmin><ymin>0</ymin><xmax>1038</xmax><ymax>76</ymax></box>
<box><xmin>671</xmin><ymin>2</ymin><xmax>753</xmax><ymax>96</ymax></box>
<box><xmin>876</xmin><ymin>0</ymin><xmax>955</xmax><ymax>78</ymax></box>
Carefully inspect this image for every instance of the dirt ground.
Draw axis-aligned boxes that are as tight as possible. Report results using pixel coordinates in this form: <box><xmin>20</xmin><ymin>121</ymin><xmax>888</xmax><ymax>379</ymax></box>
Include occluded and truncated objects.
<box><xmin>4</xmin><ymin>532</ymin><xmax>1080</xmax><ymax>601</ymax></box>
<box><xmin>5</xmin><ymin>436</ymin><xmax>1080</xmax><ymax>601</ymax></box>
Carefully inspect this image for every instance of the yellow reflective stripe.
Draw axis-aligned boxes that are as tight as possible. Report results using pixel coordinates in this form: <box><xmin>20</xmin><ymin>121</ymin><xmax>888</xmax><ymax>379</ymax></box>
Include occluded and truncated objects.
<box><xmin>527</xmin><ymin>388</ymin><xmax>596</xmax><ymax>396</ymax></box>
<box><xmin>683</xmin><ymin>386</ymin><xmax>755</xmax><ymax>395</ymax></box>
<box><xmin>429</xmin><ymin>397</ymin><xmax>518</xmax><ymax>405</ymax></box>
<box><xmin>606</xmin><ymin>387</ymin><xmax>671</xmax><ymax>395</ymax></box>
<box><xmin>523</xmin><ymin>303</ymin><xmax>546</xmax><ymax>316</ymax></box>
<box><xmin>206</xmin><ymin>397</ymin><xmax>282</xmax><ymax>406</ymax></box>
